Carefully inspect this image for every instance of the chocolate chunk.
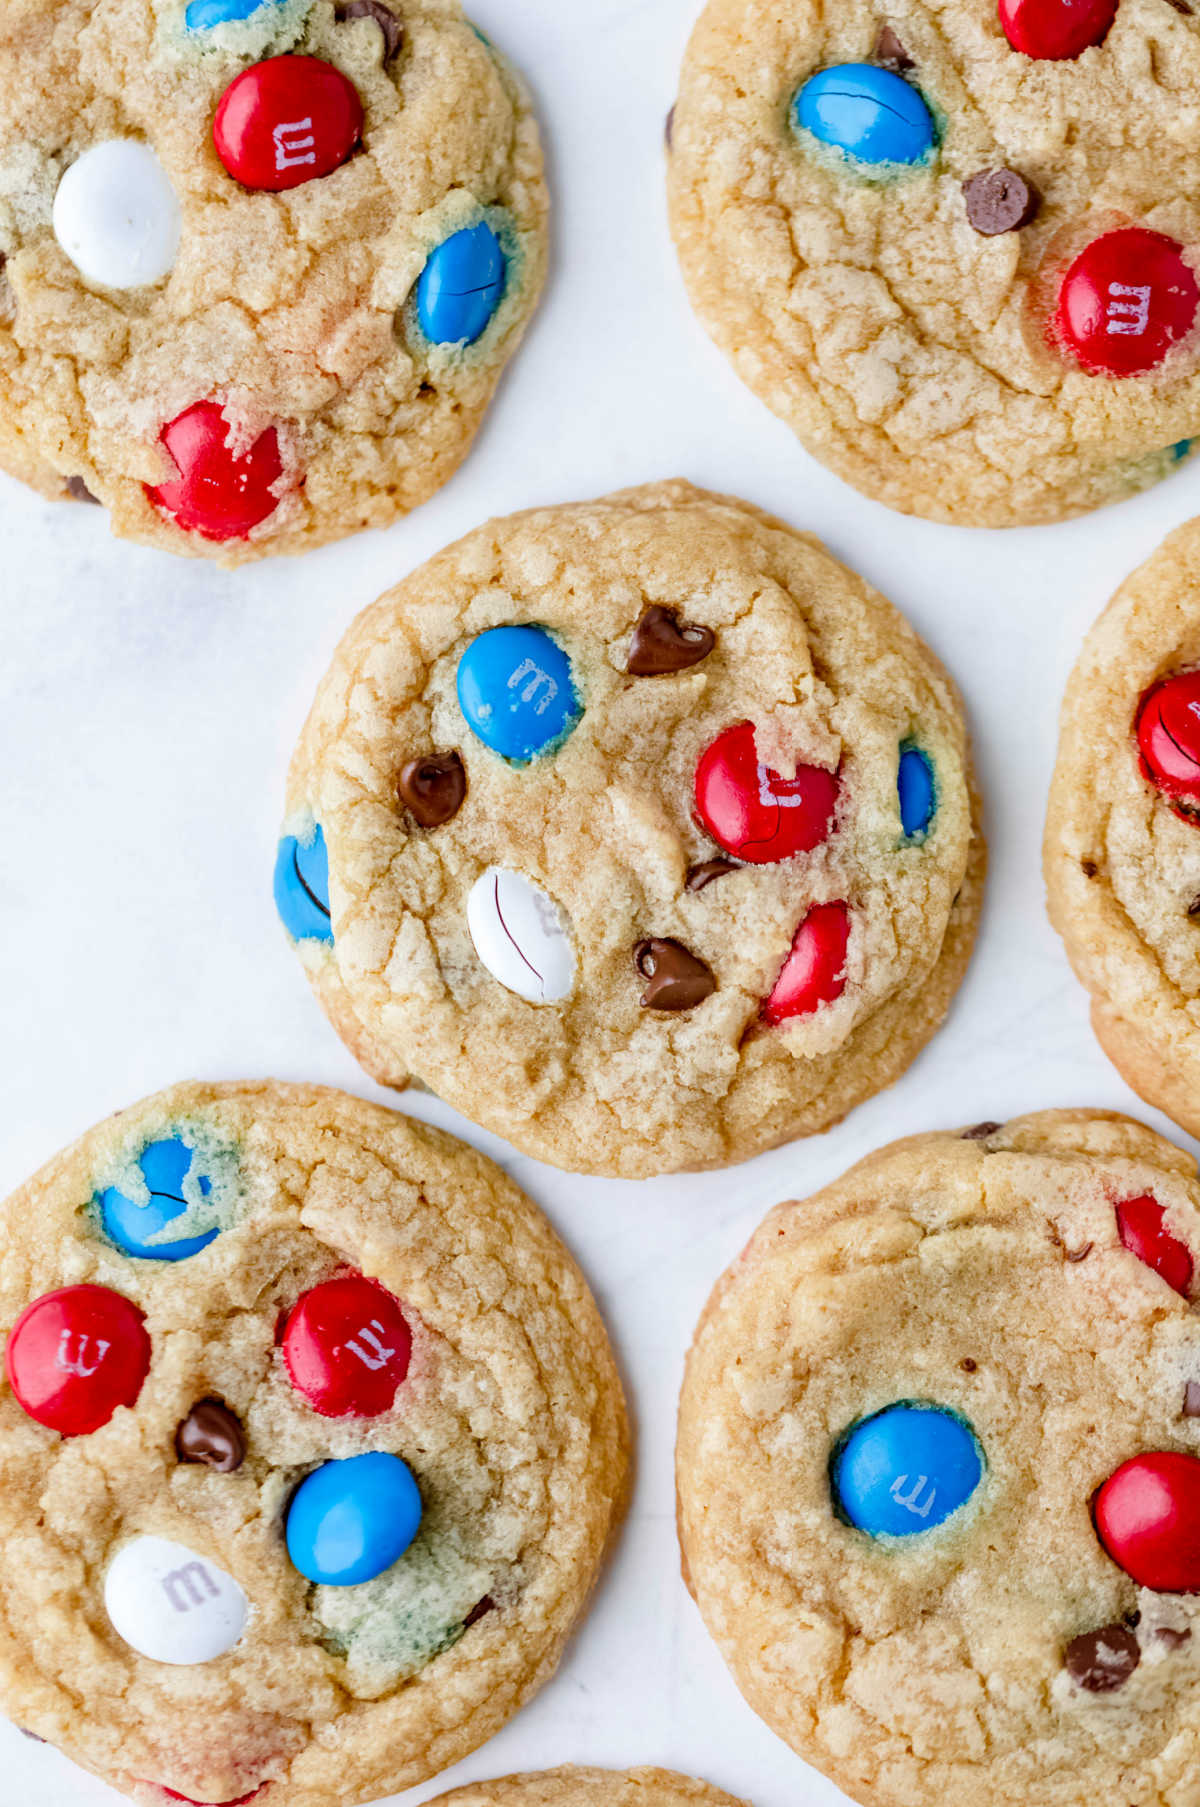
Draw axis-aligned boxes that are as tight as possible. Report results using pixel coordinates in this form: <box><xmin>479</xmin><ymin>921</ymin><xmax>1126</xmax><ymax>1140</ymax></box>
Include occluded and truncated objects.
<box><xmin>1064</xmin><ymin>1623</ymin><xmax>1141</xmax><ymax>1692</ymax></box>
<box><xmin>1157</xmin><ymin>1624</ymin><xmax>1193</xmax><ymax>1648</ymax></box>
<box><xmin>65</xmin><ymin>475</ymin><xmax>100</xmax><ymax>504</ymax></box>
<box><xmin>1082</xmin><ymin>859</ymin><xmax>1099</xmax><ymax>878</ymax></box>
<box><xmin>627</xmin><ymin>605</ymin><xmax>715</xmax><ymax>676</ymax></box>
<box><xmin>398</xmin><ymin>751</ymin><xmax>466</xmax><ymax>828</ymax></box>
<box><xmin>874</xmin><ymin>24</ymin><xmax>914</xmax><ymax>69</ymax></box>
<box><xmin>685</xmin><ymin>857</ymin><xmax>739</xmax><ymax>892</ymax></box>
<box><xmin>175</xmin><ymin>1398</ymin><xmax>246</xmax><ymax>1473</ymax></box>
<box><xmin>336</xmin><ymin>0</ymin><xmax>403</xmax><ymax>58</ymax></box>
<box><xmin>463</xmin><ymin>1595</ymin><xmax>495</xmax><ymax>1628</ymax></box>
<box><xmin>635</xmin><ymin>938</ymin><xmax>717</xmax><ymax>1011</ymax></box>
<box><xmin>665</xmin><ymin>105</ymin><xmax>676</xmax><ymax>149</ymax></box>
<box><xmin>1065</xmin><ymin>1242</ymin><xmax>1093</xmax><ymax>1263</ymax></box>
<box><xmin>1185</xmin><ymin>1380</ymin><xmax>1200</xmax><ymax>1417</ymax></box>
<box><xmin>962</xmin><ymin>1121</ymin><xmax>1002</xmax><ymax>1141</ymax></box>
<box><xmin>963</xmin><ymin>169</ymin><xmax>1041</xmax><ymax>236</ymax></box>
<box><xmin>960</xmin><ymin>1358</ymin><xmax>978</xmax><ymax>1372</ymax></box>
<box><xmin>1167</xmin><ymin>0</ymin><xmax>1193</xmax><ymax>14</ymax></box>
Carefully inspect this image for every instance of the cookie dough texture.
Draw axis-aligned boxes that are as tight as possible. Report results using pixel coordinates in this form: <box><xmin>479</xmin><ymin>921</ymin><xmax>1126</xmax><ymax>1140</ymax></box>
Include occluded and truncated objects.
<box><xmin>0</xmin><ymin>0</ymin><xmax>547</xmax><ymax>562</ymax></box>
<box><xmin>667</xmin><ymin>0</ymin><xmax>1200</xmax><ymax>527</ymax></box>
<box><xmin>677</xmin><ymin>1110</ymin><xmax>1200</xmax><ymax>1807</ymax></box>
<box><xmin>425</xmin><ymin>1768</ymin><xmax>750</xmax><ymax>1807</ymax></box>
<box><xmin>0</xmin><ymin>1081</ymin><xmax>628</xmax><ymax>1807</ymax></box>
<box><xmin>283</xmin><ymin>481</ymin><xmax>985</xmax><ymax>1179</ymax></box>
<box><xmin>1046</xmin><ymin>518</ymin><xmax>1200</xmax><ymax>1139</ymax></box>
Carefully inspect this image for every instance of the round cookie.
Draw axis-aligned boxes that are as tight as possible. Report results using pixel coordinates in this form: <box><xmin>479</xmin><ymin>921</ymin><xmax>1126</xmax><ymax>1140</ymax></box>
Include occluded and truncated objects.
<box><xmin>667</xmin><ymin>0</ymin><xmax>1200</xmax><ymax>528</ymax></box>
<box><xmin>276</xmin><ymin>480</ymin><xmax>985</xmax><ymax>1179</ymax></box>
<box><xmin>1045</xmin><ymin>517</ymin><xmax>1200</xmax><ymax>1140</ymax></box>
<box><xmin>677</xmin><ymin>1109</ymin><xmax>1200</xmax><ymax>1807</ymax></box>
<box><xmin>0</xmin><ymin>0</ymin><xmax>546</xmax><ymax>562</ymax></box>
<box><xmin>424</xmin><ymin>1768</ymin><xmax>750</xmax><ymax>1807</ymax></box>
<box><xmin>0</xmin><ymin>1080</ymin><xmax>628</xmax><ymax>1806</ymax></box>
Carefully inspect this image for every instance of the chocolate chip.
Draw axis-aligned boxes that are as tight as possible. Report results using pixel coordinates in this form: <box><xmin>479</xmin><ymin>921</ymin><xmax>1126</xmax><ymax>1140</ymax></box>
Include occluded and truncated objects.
<box><xmin>19</xmin><ymin>1729</ymin><xmax>45</xmax><ymax>1743</ymax></box>
<box><xmin>463</xmin><ymin>1595</ymin><xmax>495</xmax><ymax>1628</ymax></box>
<box><xmin>874</xmin><ymin>24</ymin><xmax>914</xmax><ymax>69</ymax></box>
<box><xmin>1064</xmin><ymin>1623</ymin><xmax>1141</xmax><ymax>1691</ymax></box>
<box><xmin>685</xmin><ymin>858</ymin><xmax>739</xmax><ymax>892</ymax></box>
<box><xmin>65</xmin><ymin>475</ymin><xmax>99</xmax><ymax>504</ymax></box>
<box><xmin>175</xmin><ymin>1399</ymin><xmax>246</xmax><ymax>1473</ymax></box>
<box><xmin>963</xmin><ymin>169</ymin><xmax>1041</xmax><ymax>236</ymax></box>
<box><xmin>336</xmin><ymin>0</ymin><xmax>403</xmax><ymax>59</ymax></box>
<box><xmin>962</xmin><ymin>1121</ymin><xmax>1002</xmax><ymax>1141</ymax></box>
<box><xmin>1189</xmin><ymin>894</ymin><xmax>1200</xmax><ymax>918</ymax></box>
<box><xmin>1082</xmin><ymin>859</ymin><xmax>1099</xmax><ymax>878</ymax></box>
<box><xmin>1184</xmin><ymin>1381</ymin><xmax>1200</xmax><ymax>1417</ymax></box>
<box><xmin>960</xmin><ymin>1358</ymin><xmax>978</xmax><ymax>1372</ymax></box>
<box><xmin>665</xmin><ymin>105</ymin><xmax>676</xmax><ymax>149</ymax></box>
<box><xmin>1167</xmin><ymin>0</ymin><xmax>1193</xmax><ymax>15</ymax></box>
<box><xmin>398</xmin><ymin>751</ymin><xmax>466</xmax><ymax>828</ymax></box>
<box><xmin>1157</xmin><ymin>1624</ymin><xmax>1193</xmax><ymax>1648</ymax></box>
<box><xmin>627</xmin><ymin>605</ymin><xmax>715</xmax><ymax>676</ymax></box>
<box><xmin>635</xmin><ymin>938</ymin><xmax>717</xmax><ymax>1011</ymax></box>
<box><xmin>1066</xmin><ymin>1242</ymin><xmax>1093</xmax><ymax>1263</ymax></box>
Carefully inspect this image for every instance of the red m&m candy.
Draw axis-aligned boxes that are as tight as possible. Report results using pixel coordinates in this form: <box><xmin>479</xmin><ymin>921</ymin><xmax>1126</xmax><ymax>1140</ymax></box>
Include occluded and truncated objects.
<box><xmin>5</xmin><ymin>1284</ymin><xmax>151</xmax><ymax>1436</ymax></box>
<box><xmin>213</xmin><ymin>56</ymin><xmax>362</xmax><ymax>193</ymax></box>
<box><xmin>282</xmin><ymin>1274</ymin><xmax>412</xmax><ymax>1417</ymax></box>
<box><xmin>694</xmin><ymin>723</ymin><xmax>839</xmax><ymax>865</ymax></box>
<box><xmin>1116</xmin><ymin>1195</ymin><xmax>1194</xmax><ymax>1296</ymax></box>
<box><xmin>1094</xmin><ymin>1451</ymin><xmax>1200</xmax><ymax>1591</ymax></box>
<box><xmin>998</xmin><ymin>0</ymin><xmax>1117</xmax><ymax>59</ymax></box>
<box><xmin>1055</xmin><ymin>229</ymin><xmax>1199</xmax><ymax>377</ymax></box>
<box><xmin>763</xmin><ymin>901</ymin><xmax>850</xmax><ymax>1026</ymax></box>
<box><xmin>148</xmin><ymin>401</ymin><xmax>284</xmax><ymax>541</ymax></box>
<box><xmin>1136</xmin><ymin>671</ymin><xmax>1200</xmax><ymax>806</ymax></box>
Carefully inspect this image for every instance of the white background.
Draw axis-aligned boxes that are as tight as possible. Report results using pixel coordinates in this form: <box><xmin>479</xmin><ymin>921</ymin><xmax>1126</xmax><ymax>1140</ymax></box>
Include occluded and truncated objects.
<box><xmin>3</xmin><ymin>1</ymin><xmax>1200</xmax><ymax>1803</ymax></box>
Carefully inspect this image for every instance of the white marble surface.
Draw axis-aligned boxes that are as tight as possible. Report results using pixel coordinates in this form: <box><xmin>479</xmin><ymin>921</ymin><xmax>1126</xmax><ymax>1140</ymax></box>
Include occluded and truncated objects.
<box><xmin>3</xmin><ymin>1</ymin><xmax>1200</xmax><ymax>1803</ymax></box>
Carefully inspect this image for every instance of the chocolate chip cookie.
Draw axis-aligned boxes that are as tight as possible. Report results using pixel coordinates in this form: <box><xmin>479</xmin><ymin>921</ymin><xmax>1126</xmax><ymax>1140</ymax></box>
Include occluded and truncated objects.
<box><xmin>426</xmin><ymin>1769</ymin><xmax>750</xmax><ymax>1807</ymax></box>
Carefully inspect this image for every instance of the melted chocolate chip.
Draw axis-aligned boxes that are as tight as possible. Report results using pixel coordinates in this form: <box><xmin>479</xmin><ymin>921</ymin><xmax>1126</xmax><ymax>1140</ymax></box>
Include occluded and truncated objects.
<box><xmin>962</xmin><ymin>1121</ymin><xmax>1002</xmax><ymax>1141</ymax></box>
<box><xmin>627</xmin><ymin>606</ymin><xmax>715</xmax><ymax>676</ymax></box>
<box><xmin>1157</xmin><ymin>1624</ymin><xmax>1193</xmax><ymax>1648</ymax></box>
<box><xmin>1081</xmin><ymin>859</ymin><xmax>1099</xmax><ymax>878</ymax></box>
<box><xmin>175</xmin><ymin>1399</ymin><xmax>246</xmax><ymax>1473</ymax></box>
<box><xmin>963</xmin><ymin>169</ymin><xmax>1041</xmax><ymax>236</ymax></box>
<box><xmin>635</xmin><ymin>938</ymin><xmax>717</xmax><ymax>1011</ymax></box>
<box><xmin>336</xmin><ymin>0</ymin><xmax>403</xmax><ymax>58</ymax></box>
<box><xmin>1065</xmin><ymin>1242</ymin><xmax>1093</xmax><ymax>1263</ymax></box>
<box><xmin>874</xmin><ymin>24</ymin><xmax>914</xmax><ymax>69</ymax></box>
<box><xmin>1064</xmin><ymin>1623</ymin><xmax>1140</xmax><ymax>1692</ymax></box>
<box><xmin>665</xmin><ymin>105</ymin><xmax>676</xmax><ymax>148</ymax></box>
<box><xmin>398</xmin><ymin>751</ymin><xmax>466</xmax><ymax>828</ymax></box>
<box><xmin>463</xmin><ymin>1595</ymin><xmax>495</xmax><ymax>1628</ymax></box>
<box><xmin>685</xmin><ymin>857</ymin><xmax>739</xmax><ymax>892</ymax></box>
<box><xmin>65</xmin><ymin>475</ymin><xmax>100</xmax><ymax>504</ymax></box>
<box><xmin>1185</xmin><ymin>1381</ymin><xmax>1200</xmax><ymax>1417</ymax></box>
<box><xmin>1167</xmin><ymin>0</ymin><xmax>1193</xmax><ymax>15</ymax></box>
<box><xmin>960</xmin><ymin>1358</ymin><xmax>978</xmax><ymax>1372</ymax></box>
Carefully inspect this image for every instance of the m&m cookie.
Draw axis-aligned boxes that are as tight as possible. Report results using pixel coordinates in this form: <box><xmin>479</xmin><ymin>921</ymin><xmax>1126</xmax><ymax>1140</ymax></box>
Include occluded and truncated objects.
<box><xmin>677</xmin><ymin>1111</ymin><xmax>1200</xmax><ymax>1807</ymax></box>
<box><xmin>0</xmin><ymin>1081</ymin><xmax>627</xmax><ymax>1806</ymax></box>
<box><xmin>668</xmin><ymin>0</ymin><xmax>1200</xmax><ymax>527</ymax></box>
<box><xmin>0</xmin><ymin>0</ymin><xmax>546</xmax><ymax>562</ymax></box>
<box><xmin>425</xmin><ymin>1770</ymin><xmax>751</xmax><ymax>1807</ymax></box>
<box><xmin>1047</xmin><ymin>517</ymin><xmax>1200</xmax><ymax>1140</ymax></box>
<box><xmin>277</xmin><ymin>482</ymin><xmax>985</xmax><ymax>1178</ymax></box>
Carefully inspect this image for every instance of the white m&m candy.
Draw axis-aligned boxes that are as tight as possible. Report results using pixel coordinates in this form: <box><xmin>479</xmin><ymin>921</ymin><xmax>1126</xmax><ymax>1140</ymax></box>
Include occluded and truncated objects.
<box><xmin>466</xmin><ymin>868</ymin><xmax>575</xmax><ymax>1004</ymax></box>
<box><xmin>104</xmin><ymin>1535</ymin><xmax>248</xmax><ymax>1664</ymax></box>
<box><xmin>53</xmin><ymin>141</ymin><xmax>181</xmax><ymax>290</ymax></box>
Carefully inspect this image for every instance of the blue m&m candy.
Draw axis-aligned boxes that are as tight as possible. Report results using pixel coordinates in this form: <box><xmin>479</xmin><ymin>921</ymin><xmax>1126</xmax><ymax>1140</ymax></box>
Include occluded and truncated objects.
<box><xmin>274</xmin><ymin>823</ymin><xmax>334</xmax><ymax>945</ymax></box>
<box><xmin>98</xmin><ymin>1137</ymin><xmax>218</xmax><ymax>1261</ymax></box>
<box><xmin>457</xmin><ymin>625</ymin><xmax>581</xmax><ymax>763</ymax></box>
<box><xmin>185</xmin><ymin>0</ymin><xmax>273</xmax><ymax>28</ymax></box>
<box><xmin>794</xmin><ymin>65</ymin><xmax>936</xmax><ymax>168</ymax></box>
<box><xmin>830</xmin><ymin>1402</ymin><xmax>983</xmax><ymax>1538</ymax></box>
<box><xmin>417</xmin><ymin>223</ymin><xmax>506</xmax><ymax>347</ymax></box>
<box><xmin>898</xmin><ymin>746</ymin><xmax>936</xmax><ymax>838</ymax></box>
<box><xmin>286</xmin><ymin>1452</ymin><xmax>423</xmax><ymax>1586</ymax></box>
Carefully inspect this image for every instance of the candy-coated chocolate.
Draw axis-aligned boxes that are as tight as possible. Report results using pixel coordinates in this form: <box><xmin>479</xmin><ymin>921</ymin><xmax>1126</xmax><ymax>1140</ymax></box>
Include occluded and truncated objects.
<box><xmin>793</xmin><ymin>64</ymin><xmax>936</xmax><ymax>168</ymax></box>
<box><xmin>1094</xmin><ymin>1451</ymin><xmax>1200</xmax><ymax>1591</ymax></box>
<box><xmin>213</xmin><ymin>56</ymin><xmax>363</xmax><ymax>193</ymax></box>
<box><xmin>898</xmin><ymin>745</ymin><xmax>936</xmax><ymax>838</ymax></box>
<box><xmin>52</xmin><ymin>141</ymin><xmax>181</xmax><ymax>291</ymax></box>
<box><xmin>456</xmin><ymin>625</ymin><xmax>580</xmax><ymax>763</ymax></box>
<box><xmin>763</xmin><ymin>902</ymin><xmax>850</xmax><ymax>1024</ymax></box>
<box><xmin>831</xmin><ymin>1402</ymin><xmax>983</xmax><ymax>1537</ymax></box>
<box><xmin>998</xmin><ymin>0</ymin><xmax>1118</xmax><ymax>59</ymax></box>
<box><xmin>98</xmin><ymin>1136</ymin><xmax>218</xmax><ymax>1261</ymax></box>
<box><xmin>5</xmin><ymin>1284</ymin><xmax>151</xmax><ymax>1436</ymax></box>
<box><xmin>466</xmin><ymin>867</ymin><xmax>575</xmax><ymax>1004</ymax></box>
<box><xmin>274</xmin><ymin>823</ymin><xmax>334</xmax><ymax>944</ymax></box>
<box><xmin>149</xmin><ymin>400</ymin><xmax>283</xmax><ymax>541</ymax></box>
<box><xmin>286</xmin><ymin>1451</ymin><xmax>422</xmax><ymax>1585</ymax></box>
<box><xmin>185</xmin><ymin>0</ymin><xmax>273</xmax><ymax>28</ymax></box>
<box><xmin>694</xmin><ymin>722</ymin><xmax>839</xmax><ymax>865</ymax></box>
<box><xmin>104</xmin><ymin>1534</ymin><xmax>248</xmax><ymax>1663</ymax></box>
<box><xmin>416</xmin><ymin>222</ymin><xmax>506</xmax><ymax>345</ymax></box>
<box><xmin>1137</xmin><ymin>670</ymin><xmax>1200</xmax><ymax>804</ymax></box>
<box><xmin>281</xmin><ymin>1274</ymin><xmax>412</xmax><ymax>1417</ymax></box>
<box><xmin>1055</xmin><ymin>228</ymin><xmax>1199</xmax><ymax>377</ymax></box>
<box><xmin>1116</xmin><ymin>1194</ymin><xmax>1194</xmax><ymax>1295</ymax></box>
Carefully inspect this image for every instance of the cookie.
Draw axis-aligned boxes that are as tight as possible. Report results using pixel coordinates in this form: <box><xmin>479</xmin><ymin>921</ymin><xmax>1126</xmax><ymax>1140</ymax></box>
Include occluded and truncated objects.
<box><xmin>276</xmin><ymin>480</ymin><xmax>985</xmax><ymax>1179</ymax></box>
<box><xmin>667</xmin><ymin>0</ymin><xmax>1200</xmax><ymax>528</ymax></box>
<box><xmin>0</xmin><ymin>1080</ymin><xmax>628</xmax><ymax>1806</ymax></box>
<box><xmin>424</xmin><ymin>1768</ymin><xmax>749</xmax><ymax>1807</ymax></box>
<box><xmin>1045</xmin><ymin>517</ymin><xmax>1200</xmax><ymax>1140</ymax></box>
<box><xmin>0</xmin><ymin>0</ymin><xmax>546</xmax><ymax>562</ymax></box>
<box><xmin>677</xmin><ymin>1109</ymin><xmax>1200</xmax><ymax>1807</ymax></box>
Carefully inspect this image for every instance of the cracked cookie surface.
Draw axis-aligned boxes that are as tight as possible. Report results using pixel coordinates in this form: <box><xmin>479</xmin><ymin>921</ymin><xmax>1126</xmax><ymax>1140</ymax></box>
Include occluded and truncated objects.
<box><xmin>425</xmin><ymin>1769</ymin><xmax>750</xmax><ymax>1807</ymax></box>
<box><xmin>0</xmin><ymin>1080</ymin><xmax>628</xmax><ymax>1806</ymax></box>
<box><xmin>677</xmin><ymin>1109</ymin><xmax>1200</xmax><ymax>1807</ymax></box>
<box><xmin>668</xmin><ymin>0</ymin><xmax>1200</xmax><ymax>528</ymax></box>
<box><xmin>0</xmin><ymin>0</ymin><xmax>546</xmax><ymax>562</ymax></box>
<box><xmin>278</xmin><ymin>480</ymin><xmax>985</xmax><ymax>1179</ymax></box>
